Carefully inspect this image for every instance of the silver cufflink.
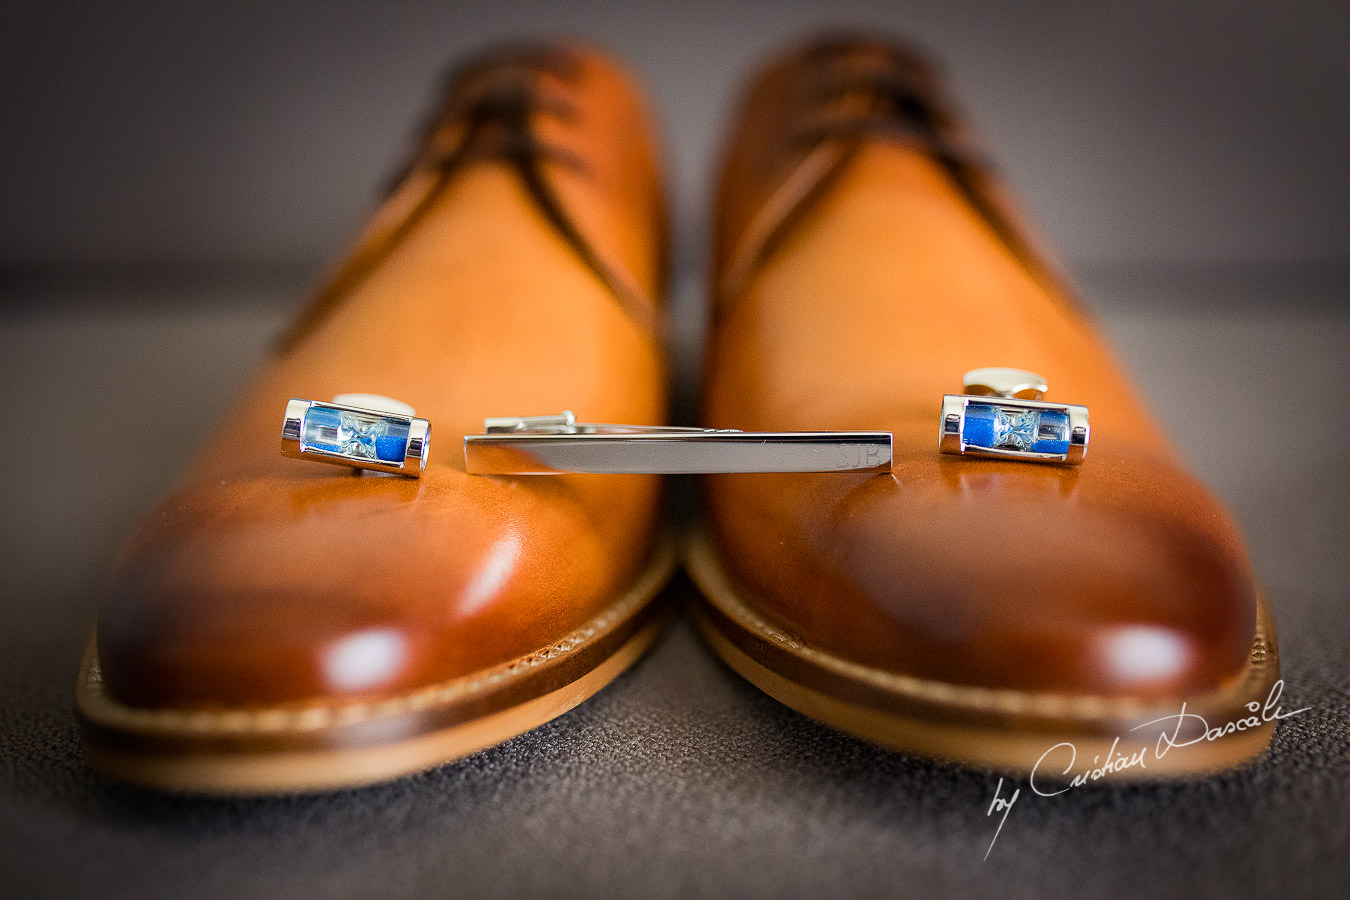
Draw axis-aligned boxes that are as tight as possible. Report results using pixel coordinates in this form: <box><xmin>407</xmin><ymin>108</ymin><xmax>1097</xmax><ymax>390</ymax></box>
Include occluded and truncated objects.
<box><xmin>939</xmin><ymin>367</ymin><xmax>1089</xmax><ymax>465</ymax></box>
<box><xmin>281</xmin><ymin>394</ymin><xmax>431</xmax><ymax>477</ymax></box>
<box><xmin>463</xmin><ymin>411</ymin><xmax>893</xmax><ymax>475</ymax></box>
<box><xmin>280</xmin><ymin>368</ymin><xmax>1084</xmax><ymax>479</ymax></box>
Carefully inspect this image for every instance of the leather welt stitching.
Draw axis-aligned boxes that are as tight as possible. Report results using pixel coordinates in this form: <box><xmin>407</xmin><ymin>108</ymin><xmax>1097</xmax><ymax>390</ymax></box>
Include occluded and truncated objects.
<box><xmin>80</xmin><ymin>545</ymin><xmax>674</xmax><ymax>735</ymax></box>
<box><xmin>695</xmin><ymin>534</ymin><xmax>1273</xmax><ymax>722</ymax></box>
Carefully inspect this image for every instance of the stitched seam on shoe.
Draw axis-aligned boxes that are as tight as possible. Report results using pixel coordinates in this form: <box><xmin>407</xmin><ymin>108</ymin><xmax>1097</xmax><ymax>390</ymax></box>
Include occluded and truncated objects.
<box><xmin>81</xmin><ymin>541</ymin><xmax>674</xmax><ymax>735</ymax></box>
<box><xmin>691</xmin><ymin>533</ymin><xmax>1274</xmax><ymax>722</ymax></box>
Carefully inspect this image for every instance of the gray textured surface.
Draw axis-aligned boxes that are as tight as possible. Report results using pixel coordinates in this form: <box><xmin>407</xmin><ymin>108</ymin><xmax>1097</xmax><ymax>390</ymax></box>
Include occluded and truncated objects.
<box><xmin>1</xmin><ymin>270</ymin><xmax>1348</xmax><ymax>898</ymax></box>
<box><xmin>3</xmin><ymin>2</ymin><xmax>1348</xmax><ymax>270</ymax></box>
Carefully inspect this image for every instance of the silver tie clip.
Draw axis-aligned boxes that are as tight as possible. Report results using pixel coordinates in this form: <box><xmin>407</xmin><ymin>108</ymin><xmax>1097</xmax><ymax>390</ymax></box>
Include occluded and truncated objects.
<box><xmin>463</xmin><ymin>412</ymin><xmax>893</xmax><ymax>475</ymax></box>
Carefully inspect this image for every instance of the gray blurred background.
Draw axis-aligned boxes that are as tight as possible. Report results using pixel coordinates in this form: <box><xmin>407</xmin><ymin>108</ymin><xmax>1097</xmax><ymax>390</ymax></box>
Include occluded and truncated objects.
<box><xmin>3</xmin><ymin>4</ymin><xmax>1349</xmax><ymax>898</ymax></box>
<box><xmin>2</xmin><ymin>0</ymin><xmax>1347</xmax><ymax>281</ymax></box>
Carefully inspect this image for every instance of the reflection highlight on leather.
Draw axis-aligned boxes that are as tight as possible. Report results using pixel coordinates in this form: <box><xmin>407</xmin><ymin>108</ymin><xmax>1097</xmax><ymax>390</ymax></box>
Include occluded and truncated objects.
<box><xmin>943</xmin><ymin>461</ymin><xmax>1081</xmax><ymax>499</ymax></box>
<box><xmin>323</xmin><ymin>628</ymin><xmax>410</xmax><ymax>692</ymax></box>
<box><xmin>288</xmin><ymin>476</ymin><xmax>421</xmax><ymax>513</ymax></box>
<box><xmin>458</xmin><ymin>530</ymin><xmax>524</xmax><ymax>617</ymax></box>
<box><xmin>1098</xmin><ymin>626</ymin><xmax>1194</xmax><ymax>688</ymax></box>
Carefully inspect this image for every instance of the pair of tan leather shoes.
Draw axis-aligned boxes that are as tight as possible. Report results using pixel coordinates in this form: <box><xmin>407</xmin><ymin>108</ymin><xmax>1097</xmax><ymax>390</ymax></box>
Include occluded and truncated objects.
<box><xmin>77</xmin><ymin>36</ymin><xmax>1278</xmax><ymax>793</ymax></box>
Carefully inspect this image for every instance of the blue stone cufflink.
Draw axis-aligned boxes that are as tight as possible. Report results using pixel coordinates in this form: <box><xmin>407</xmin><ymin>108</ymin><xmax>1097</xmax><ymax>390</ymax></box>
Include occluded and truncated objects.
<box><xmin>939</xmin><ymin>367</ymin><xmax>1089</xmax><ymax>465</ymax></box>
<box><xmin>282</xmin><ymin>394</ymin><xmax>430</xmax><ymax>477</ymax></box>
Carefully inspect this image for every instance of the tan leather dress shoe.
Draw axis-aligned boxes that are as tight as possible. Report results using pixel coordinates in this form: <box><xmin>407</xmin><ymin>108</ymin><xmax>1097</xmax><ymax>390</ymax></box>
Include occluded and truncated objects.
<box><xmin>688</xmin><ymin>35</ymin><xmax>1280</xmax><ymax>776</ymax></box>
<box><xmin>77</xmin><ymin>43</ymin><xmax>674</xmax><ymax>793</ymax></box>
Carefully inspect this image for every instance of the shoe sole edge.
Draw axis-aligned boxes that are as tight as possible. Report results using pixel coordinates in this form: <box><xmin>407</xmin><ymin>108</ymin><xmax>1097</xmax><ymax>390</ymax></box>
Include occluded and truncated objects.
<box><xmin>684</xmin><ymin>528</ymin><xmax>1280</xmax><ymax>778</ymax></box>
<box><xmin>76</xmin><ymin>538</ymin><xmax>676</xmax><ymax>794</ymax></box>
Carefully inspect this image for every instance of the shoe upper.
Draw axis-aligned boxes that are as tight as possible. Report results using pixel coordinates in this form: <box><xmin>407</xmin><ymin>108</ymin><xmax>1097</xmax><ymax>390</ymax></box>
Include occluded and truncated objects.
<box><xmin>96</xmin><ymin>43</ymin><xmax>670</xmax><ymax>708</ymax></box>
<box><xmin>701</xmin><ymin>35</ymin><xmax>1260</xmax><ymax>699</ymax></box>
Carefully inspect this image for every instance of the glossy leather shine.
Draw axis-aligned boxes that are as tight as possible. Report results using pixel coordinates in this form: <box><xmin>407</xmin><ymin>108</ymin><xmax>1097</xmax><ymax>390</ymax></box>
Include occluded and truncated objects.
<box><xmin>97</xmin><ymin>44</ymin><xmax>668</xmax><ymax>709</ymax></box>
<box><xmin>702</xmin><ymin>37</ymin><xmax>1258</xmax><ymax>699</ymax></box>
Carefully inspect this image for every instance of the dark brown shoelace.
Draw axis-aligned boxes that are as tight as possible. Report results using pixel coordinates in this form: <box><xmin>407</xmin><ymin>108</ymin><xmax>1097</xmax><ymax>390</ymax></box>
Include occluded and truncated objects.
<box><xmin>788</xmin><ymin>40</ymin><xmax>981</xmax><ymax>170</ymax></box>
<box><xmin>404</xmin><ymin>44</ymin><xmax>657</xmax><ymax>334</ymax></box>
<box><xmin>397</xmin><ymin>45</ymin><xmax>588</xmax><ymax>185</ymax></box>
<box><xmin>768</xmin><ymin>37</ymin><xmax>1062</xmax><ymax>300</ymax></box>
<box><xmin>280</xmin><ymin>43</ymin><xmax>657</xmax><ymax>351</ymax></box>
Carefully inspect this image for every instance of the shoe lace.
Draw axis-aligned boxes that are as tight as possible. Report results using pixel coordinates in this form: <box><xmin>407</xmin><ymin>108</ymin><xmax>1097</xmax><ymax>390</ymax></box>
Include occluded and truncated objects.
<box><xmin>280</xmin><ymin>45</ymin><xmax>657</xmax><ymax>350</ymax></box>
<box><xmin>788</xmin><ymin>39</ymin><xmax>988</xmax><ymax>175</ymax></box>
<box><xmin>406</xmin><ymin>45</ymin><xmax>657</xmax><ymax>334</ymax></box>
<box><xmin>401</xmin><ymin>45</ymin><xmax>589</xmax><ymax>181</ymax></box>
<box><xmin>789</xmin><ymin>40</ymin><xmax>985</xmax><ymax>173</ymax></box>
<box><xmin>785</xmin><ymin>39</ymin><xmax>1056</xmax><ymax>294</ymax></box>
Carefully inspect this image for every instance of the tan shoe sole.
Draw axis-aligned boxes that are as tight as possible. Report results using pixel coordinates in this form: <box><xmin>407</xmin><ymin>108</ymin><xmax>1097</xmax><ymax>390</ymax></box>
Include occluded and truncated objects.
<box><xmin>686</xmin><ymin>530</ymin><xmax>1280</xmax><ymax>779</ymax></box>
<box><xmin>77</xmin><ymin>539</ymin><xmax>675</xmax><ymax>794</ymax></box>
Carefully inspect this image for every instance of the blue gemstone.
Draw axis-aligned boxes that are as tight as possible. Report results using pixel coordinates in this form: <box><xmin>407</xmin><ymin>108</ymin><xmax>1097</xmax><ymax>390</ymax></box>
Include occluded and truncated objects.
<box><xmin>336</xmin><ymin>413</ymin><xmax>388</xmax><ymax>458</ymax></box>
<box><xmin>963</xmin><ymin>403</ymin><xmax>998</xmax><ymax>448</ymax></box>
<box><xmin>993</xmin><ymin>408</ymin><xmax>1039</xmax><ymax>451</ymax></box>
<box><xmin>301</xmin><ymin>407</ymin><xmax>343</xmax><ymax>451</ymax></box>
<box><xmin>375</xmin><ymin>420</ymin><xmax>410</xmax><ymax>463</ymax></box>
<box><xmin>299</xmin><ymin>404</ymin><xmax>413</xmax><ymax>465</ymax></box>
<box><xmin>1031</xmin><ymin>410</ymin><xmax>1070</xmax><ymax>454</ymax></box>
<box><xmin>374</xmin><ymin>437</ymin><xmax>406</xmax><ymax>462</ymax></box>
<box><xmin>964</xmin><ymin>403</ymin><xmax>1069</xmax><ymax>455</ymax></box>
